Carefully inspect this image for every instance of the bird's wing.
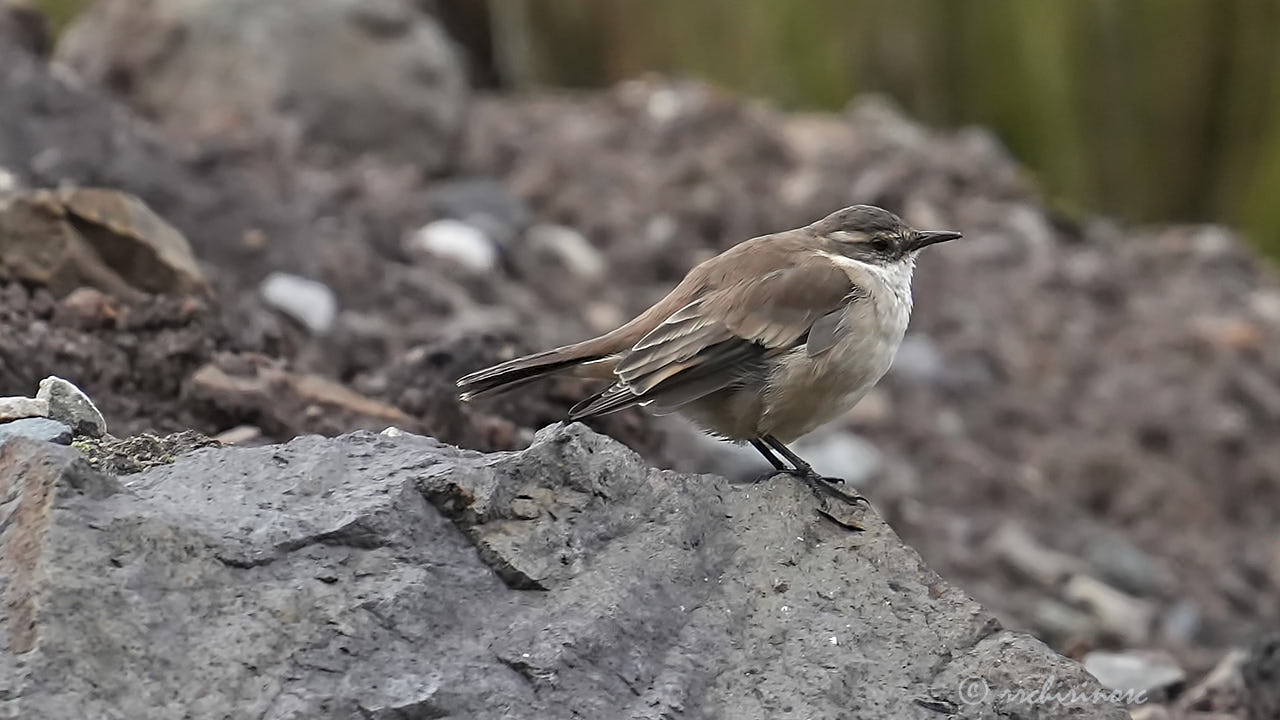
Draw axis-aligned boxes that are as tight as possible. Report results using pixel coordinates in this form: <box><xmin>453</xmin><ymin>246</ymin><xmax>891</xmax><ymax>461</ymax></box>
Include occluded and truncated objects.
<box><xmin>802</xmin><ymin>283</ymin><xmax>871</xmax><ymax>357</ymax></box>
<box><xmin>569</xmin><ymin>259</ymin><xmax>863</xmax><ymax>418</ymax></box>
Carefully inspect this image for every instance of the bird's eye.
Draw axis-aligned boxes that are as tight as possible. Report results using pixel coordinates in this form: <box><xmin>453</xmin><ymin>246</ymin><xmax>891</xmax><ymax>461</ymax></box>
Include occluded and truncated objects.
<box><xmin>869</xmin><ymin>237</ymin><xmax>892</xmax><ymax>252</ymax></box>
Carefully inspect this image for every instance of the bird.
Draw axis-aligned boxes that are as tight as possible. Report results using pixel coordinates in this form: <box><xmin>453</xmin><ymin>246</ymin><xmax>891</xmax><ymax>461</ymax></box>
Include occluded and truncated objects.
<box><xmin>457</xmin><ymin>205</ymin><xmax>961</xmax><ymax>493</ymax></box>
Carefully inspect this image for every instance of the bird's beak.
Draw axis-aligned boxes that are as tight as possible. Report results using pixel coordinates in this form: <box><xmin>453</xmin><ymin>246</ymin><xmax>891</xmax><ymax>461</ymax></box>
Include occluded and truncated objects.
<box><xmin>910</xmin><ymin>229</ymin><xmax>963</xmax><ymax>250</ymax></box>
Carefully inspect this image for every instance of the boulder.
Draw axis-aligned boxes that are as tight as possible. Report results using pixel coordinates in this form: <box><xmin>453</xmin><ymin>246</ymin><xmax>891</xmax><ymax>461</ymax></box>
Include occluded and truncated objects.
<box><xmin>1243</xmin><ymin>632</ymin><xmax>1280</xmax><ymax>720</ymax></box>
<box><xmin>0</xmin><ymin>188</ymin><xmax>208</xmax><ymax>301</ymax></box>
<box><xmin>0</xmin><ymin>41</ymin><xmax>313</xmax><ymax>283</ymax></box>
<box><xmin>0</xmin><ymin>424</ymin><xmax>1127</xmax><ymax>719</ymax></box>
<box><xmin>0</xmin><ymin>395</ymin><xmax>46</xmax><ymax>421</ymax></box>
<box><xmin>185</xmin><ymin>352</ymin><xmax>415</xmax><ymax>437</ymax></box>
<box><xmin>0</xmin><ymin>417</ymin><xmax>71</xmax><ymax>444</ymax></box>
<box><xmin>55</xmin><ymin>0</ymin><xmax>468</xmax><ymax>172</ymax></box>
<box><xmin>36</xmin><ymin>375</ymin><xmax>106</xmax><ymax>438</ymax></box>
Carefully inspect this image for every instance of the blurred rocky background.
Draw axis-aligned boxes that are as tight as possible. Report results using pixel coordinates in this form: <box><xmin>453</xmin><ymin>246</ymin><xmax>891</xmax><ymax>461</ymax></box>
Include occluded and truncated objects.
<box><xmin>33</xmin><ymin>0</ymin><xmax>1280</xmax><ymax>256</ymax></box>
<box><xmin>3</xmin><ymin>0</ymin><xmax>1280</xmax><ymax>717</ymax></box>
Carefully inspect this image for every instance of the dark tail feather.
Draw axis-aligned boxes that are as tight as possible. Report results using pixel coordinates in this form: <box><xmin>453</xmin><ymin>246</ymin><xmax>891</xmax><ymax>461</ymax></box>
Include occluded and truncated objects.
<box><xmin>457</xmin><ymin>347</ymin><xmax>606</xmax><ymax>401</ymax></box>
<box><xmin>568</xmin><ymin>383</ymin><xmax>642</xmax><ymax>419</ymax></box>
<box><xmin>570</xmin><ymin>340</ymin><xmax>761</xmax><ymax>419</ymax></box>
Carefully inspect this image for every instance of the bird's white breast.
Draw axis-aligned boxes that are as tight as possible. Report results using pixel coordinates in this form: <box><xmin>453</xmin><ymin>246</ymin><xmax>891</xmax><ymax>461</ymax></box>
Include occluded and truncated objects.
<box><xmin>758</xmin><ymin>253</ymin><xmax>915</xmax><ymax>441</ymax></box>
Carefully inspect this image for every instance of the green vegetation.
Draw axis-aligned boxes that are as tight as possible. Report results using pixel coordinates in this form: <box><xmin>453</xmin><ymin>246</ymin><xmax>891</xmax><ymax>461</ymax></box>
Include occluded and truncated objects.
<box><xmin>502</xmin><ymin>0</ymin><xmax>1280</xmax><ymax>256</ymax></box>
<box><xmin>28</xmin><ymin>0</ymin><xmax>84</xmax><ymax>33</ymax></box>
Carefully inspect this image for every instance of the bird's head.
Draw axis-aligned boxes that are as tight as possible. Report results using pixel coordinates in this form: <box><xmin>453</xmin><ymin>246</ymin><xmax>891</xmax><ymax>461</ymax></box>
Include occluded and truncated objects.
<box><xmin>813</xmin><ymin>205</ymin><xmax>962</xmax><ymax>264</ymax></box>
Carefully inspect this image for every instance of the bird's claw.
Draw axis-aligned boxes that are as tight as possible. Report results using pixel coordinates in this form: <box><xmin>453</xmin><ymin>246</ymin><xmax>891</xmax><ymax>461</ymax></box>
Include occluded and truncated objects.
<box><xmin>778</xmin><ymin>468</ymin><xmax>867</xmax><ymax>506</ymax></box>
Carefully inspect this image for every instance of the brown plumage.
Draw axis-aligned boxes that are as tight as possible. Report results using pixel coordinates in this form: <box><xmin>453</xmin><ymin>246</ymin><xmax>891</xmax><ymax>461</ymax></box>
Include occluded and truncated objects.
<box><xmin>458</xmin><ymin>205</ymin><xmax>961</xmax><ymax>481</ymax></box>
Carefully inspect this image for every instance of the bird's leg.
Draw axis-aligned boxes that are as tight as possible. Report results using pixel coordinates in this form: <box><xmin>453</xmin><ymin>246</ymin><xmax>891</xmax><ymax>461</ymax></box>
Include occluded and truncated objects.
<box><xmin>761</xmin><ymin>435</ymin><xmax>824</xmax><ymax>480</ymax></box>
<box><xmin>762</xmin><ymin>435</ymin><xmax>867</xmax><ymax>505</ymax></box>
<box><xmin>750</xmin><ymin>439</ymin><xmax>788</xmax><ymax>471</ymax></box>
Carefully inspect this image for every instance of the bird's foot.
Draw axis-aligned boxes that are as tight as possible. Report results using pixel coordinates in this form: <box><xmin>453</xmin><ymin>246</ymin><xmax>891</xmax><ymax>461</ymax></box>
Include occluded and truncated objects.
<box><xmin>779</xmin><ymin>468</ymin><xmax>868</xmax><ymax>506</ymax></box>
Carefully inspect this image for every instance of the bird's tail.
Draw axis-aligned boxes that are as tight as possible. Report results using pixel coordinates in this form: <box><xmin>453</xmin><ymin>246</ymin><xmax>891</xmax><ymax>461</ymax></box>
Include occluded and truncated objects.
<box><xmin>456</xmin><ymin>338</ymin><xmax>618</xmax><ymax>401</ymax></box>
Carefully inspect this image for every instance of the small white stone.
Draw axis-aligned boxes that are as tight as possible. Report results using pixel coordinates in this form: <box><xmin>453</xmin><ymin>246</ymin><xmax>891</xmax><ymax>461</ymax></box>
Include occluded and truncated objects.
<box><xmin>213</xmin><ymin>425</ymin><xmax>262</xmax><ymax>446</ymax></box>
<box><xmin>646</xmin><ymin>87</ymin><xmax>684</xmax><ymax>123</ymax></box>
<box><xmin>1082</xmin><ymin>650</ymin><xmax>1184</xmax><ymax>695</ymax></box>
<box><xmin>260</xmin><ymin>272</ymin><xmax>338</xmax><ymax>335</ymax></box>
<box><xmin>36</xmin><ymin>376</ymin><xmax>106</xmax><ymax>438</ymax></box>
<box><xmin>0</xmin><ymin>396</ymin><xmax>49</xmax><ymax>422</ymax></box>
<box><xmin>1063</xmin><ymin>574</ymin><xmax>1156</xmax><ymax>645</ymax></box>
<box><xmin>526</xmin><ymin>224</ymin><xmax>605</xmax><ymax>278</ymax></box>
<box><xmin>990</xmin><ymin>522</ymin><xmax>1083</xmax><ymax>586</ymax></box>
<box><xmin>408</xmin><ymin>219</ymin><xmax>497</xmax><ymax>271</ymax></box>
<box><xmin>0</xmin><ymin>167</ymin><xmax>18</xmax><ymax>193</ymax></box>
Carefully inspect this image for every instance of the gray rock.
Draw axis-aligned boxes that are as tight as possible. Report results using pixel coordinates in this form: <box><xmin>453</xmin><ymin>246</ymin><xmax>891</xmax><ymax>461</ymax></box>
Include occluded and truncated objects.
<box><xmin>35</xmin><ymin>376</ymin><xmax>106</xmax><ymax>438</ymax></box>
<box><xmin>1</xmin><ymin>188</ymin><xmax>210</xmax><ymax>302</ymax></box>
<box><xmin>259</xmin><ymin>272</ymin><xmax>339</xmax><ymax>334</ymax></box>
<box><xmin>425</xmin><ymin>178</ymin><xmax>530</xmax><ymax>241</ymax></box>
<box><xmin>54</xmin><ymin>0</ymin><xmax>468</xmax><ymax>172</ymax></box>
<box><xmin>0</xmin><ymin>424</ymin><xmax>1125</xmax><ymax>720</ymax></box>
<box><xmin>0</xmin><ymin>39</ymin><xmax>314</xmax><ymax>284</ymax></box>
<box><xmin>0</xmin><ymin>395</ymin><xmax>47</xmax><ymax>421</ymax></box>
<box><xmin>1083</xmin><ymin>529</ymin><xmax>1168</xmax><ymax>597</ymax></box>
<box><xmin>1082</xmin><ymin>650</ymin><xmax>1185</xmax><ymax>698</ymax></box>
<box><xmin>0</xmin><ymin>417</ymin><xmax>72</xmax><ymax>444</ymax></box>
<box><xmin>1243</xmin><ymin>632</ymin><xmax>1280</xmax><ymax>720</ymax></box>
<box><xmin>1157</xmin><ymin>599</ymin><xmax>1201</xmax><ymax>644</ymax></box>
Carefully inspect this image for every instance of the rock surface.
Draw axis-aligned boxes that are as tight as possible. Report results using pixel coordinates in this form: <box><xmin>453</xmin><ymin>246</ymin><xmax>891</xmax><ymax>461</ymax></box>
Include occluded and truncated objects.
<box><xmin>0</xmin><ymin>188</ymin><xmax>208</xmax><ymax>301</ymax></box>
<box><xmin>0</xmin><ymin>396</ymin><xmax>46</xmax><ymax>422</ymax></box>
<box><xmin>0</xmin><ymin>41</ymin><xmax>311</xmax><ymax>288</ymax></box>
<box><xmin>185</xmin><ymin>352</ymin><xmax>416</xmax><ymax>437</ymax></box>
<box><xmin>0</xmin><ymin>417</ymin><xmax>71</xmax><ymax>444</ymax></box>
<box><xmin>0</xmin><ymin>425</ymin><xmax>1127</xmax><ymax>719</ymax></box>
<box><xmin>36</xmin><ymin>375</ymin><xmax>106</xmax><ymax>438</ymax></box>
<box><xmin>1243</xmin><ymin>632</ymin><xmax>1280</xmax><ymax>720</ymax></box>
<box><xmin>2</xmin><ymin>8</ymin><xmax>1279</xmax><ymax>691</ymax></box>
